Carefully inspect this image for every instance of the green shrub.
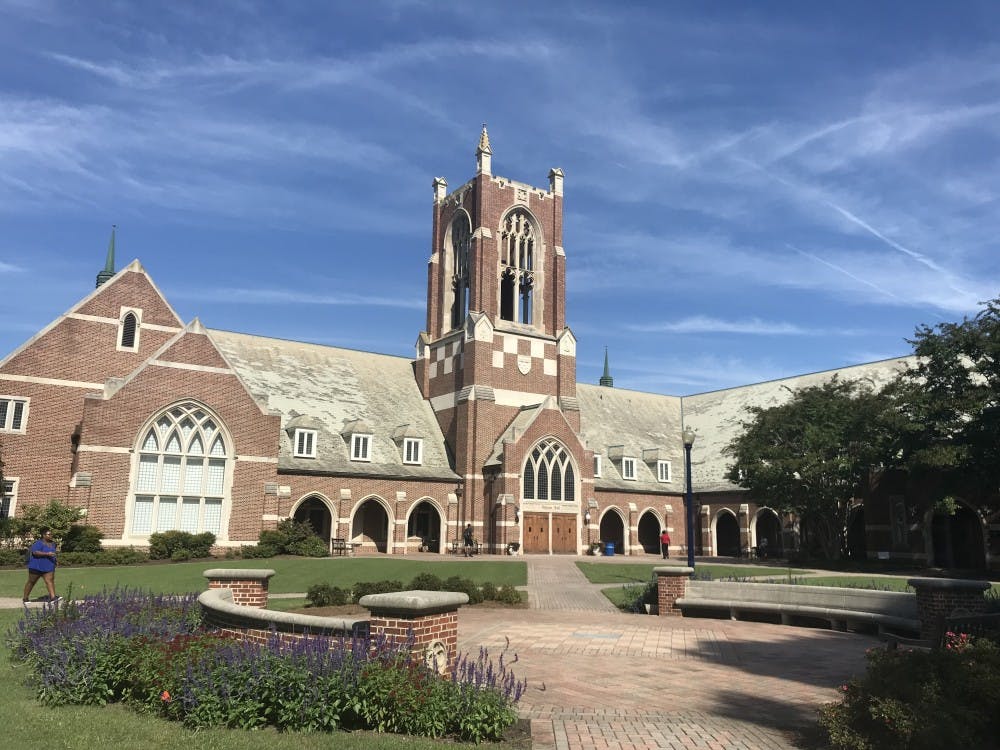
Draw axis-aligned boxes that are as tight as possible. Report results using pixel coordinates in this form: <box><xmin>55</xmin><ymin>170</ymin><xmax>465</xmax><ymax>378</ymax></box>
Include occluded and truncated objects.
<box><xmin>480</xmin><ymin>581</ymin><xmax>498</xmax><ymax>600</ymax></box>
<box><xmin>443</xmin><ymin>576</ymin><xmax>483</xmax><ymax>604</ymax></box>
<box><xmin>819</xmin><ymin>636</ymin><xmax>1000</xmax><ymax>749</ymax></box>
<box><xmin>0</xmin><ymin>547</ymin><xmax>26</xmax><ymax>566</ymax></box>
<box><xmin>287</xmin><ymin>534</ymin><xmax>328</xmax><ymax>557</ymax></box>
<box><xmin>148</xmin><ymin>531</ymin><xmax>215</xmax><ymax>560</ymax></box>
<box><xmin>170</xmin><ymin>548</ymin><xmax>192</xmax><ymax>562</ymax></box>
<box><xmin>496</xmin><ymin>584</ymin><xmax>522</xmax><ymax>605</ymax></box>
<box><xmin>240</xmin><ymin>543</ymin><xmax>276</xmax><ymax>558</ymax></box>
<box><xmin>352</xmin><ymin>580</ymin><xmax>404</xmax><ymax>603</ymax></box>
<box><xmin>256</xmin><ymin>518</ymin><xmax>327</xmax><ymax>557</ymax></box>
<box><xmin>58</xmin><ymin>548</ymin><xmax>148</xmax><ymax>566</ymax></box>
<box><xmin>306</xmin><ymin>583</ymin><xmax>349</xmax><ymax>607</ymax></box>
<box><xmin>408</xmin><ymin>572</ymin><xmax>443</xmax><ymax>591</ymax></box>
<box><xmin>62</xmin><ymin>524</ymin><xmax>103</xmax><ymax>552</ymax></box>
<box><xmin>8</xmin><ymin>499</ymin><xmax>84</xmax><ymax>542</ymax></box>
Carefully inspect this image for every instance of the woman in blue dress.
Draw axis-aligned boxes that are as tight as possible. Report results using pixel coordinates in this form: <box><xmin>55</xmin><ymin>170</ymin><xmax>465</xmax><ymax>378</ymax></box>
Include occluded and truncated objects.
<box><xmin>23</xmin><ymin>527</ymin><xmax>59</xmax><ymax>603</ymax></box>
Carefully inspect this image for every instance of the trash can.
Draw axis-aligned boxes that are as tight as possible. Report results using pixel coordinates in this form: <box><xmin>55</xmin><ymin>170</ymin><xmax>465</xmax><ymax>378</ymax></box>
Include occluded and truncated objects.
<box><xmin>604</xmin><ymin>541</ymin><xmax>615</xmax><ymax>557</ymax></box>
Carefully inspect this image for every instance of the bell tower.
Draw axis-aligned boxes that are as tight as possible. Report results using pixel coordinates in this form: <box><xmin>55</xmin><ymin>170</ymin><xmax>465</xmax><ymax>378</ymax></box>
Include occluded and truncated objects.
<box><xmin>414</xmin><ymin>128</ymin><xmax>580</xmax><ymax>539</ymax></box>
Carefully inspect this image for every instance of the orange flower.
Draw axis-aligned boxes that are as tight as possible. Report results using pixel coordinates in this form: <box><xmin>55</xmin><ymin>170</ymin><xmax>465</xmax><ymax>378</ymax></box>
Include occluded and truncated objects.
<box><xmin>160</xmin><ymin>690</ymin><xmax>171</xmax><ymax>702</ymax></box>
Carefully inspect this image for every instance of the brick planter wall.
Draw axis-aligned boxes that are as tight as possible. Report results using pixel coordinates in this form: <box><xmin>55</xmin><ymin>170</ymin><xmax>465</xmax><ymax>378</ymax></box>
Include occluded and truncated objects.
<box><xmin>907</xmin><ymin>577</ymin><xmax>990</xmax><ymax>641</ymax></box>
<box><xmin>204</xmin><ymin>568</ymin><xmax>275</xmax><ymax>608</ymax></box>
<box><xmin>360</xmin><ymin>590</ymin><xmax>470</xmax><ymax>675</ymax></box>
<box><xmin>654</xmin><ymin>566</ymin><xmax>693</xmax><ymax>616</ymax></box>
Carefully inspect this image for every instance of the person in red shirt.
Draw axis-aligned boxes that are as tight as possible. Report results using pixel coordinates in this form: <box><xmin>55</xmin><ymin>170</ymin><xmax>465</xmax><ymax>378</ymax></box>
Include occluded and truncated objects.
<box><xmin>659</xmin><ymin>529</ymin><xmax>671</xmax><ymax>559</ymax></box>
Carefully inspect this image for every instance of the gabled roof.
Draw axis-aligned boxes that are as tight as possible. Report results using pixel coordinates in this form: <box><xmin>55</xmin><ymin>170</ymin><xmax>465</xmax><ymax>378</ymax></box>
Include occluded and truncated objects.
<box><xmin>209</xmin><ymin>329</ymin><xmax>457</xmax><ymax>480</ymax></box>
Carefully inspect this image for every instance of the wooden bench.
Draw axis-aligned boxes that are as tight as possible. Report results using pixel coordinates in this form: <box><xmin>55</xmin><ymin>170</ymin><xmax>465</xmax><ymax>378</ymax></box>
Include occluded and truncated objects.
<box><xmin>676</xmin><ymin>580</ymin><xmax>920</xmax><ymax>636</ymax></box>
<box><xmin>331</xmin><ymin>538</ymin><xmax>348</xmax><ymax>556</ymax></box>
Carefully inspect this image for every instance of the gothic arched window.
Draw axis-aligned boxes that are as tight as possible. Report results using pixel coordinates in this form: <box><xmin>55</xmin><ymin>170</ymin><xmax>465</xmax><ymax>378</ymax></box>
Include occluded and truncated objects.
<box><xmin>129</xmin><ymin>402</ymin><xmax>230</xmax><ymax>537</ymax></box>
<box><xmin>450</xmin><ymin>212</ymin><xmax>472</xmax><ymax>330</ymax></box>
<box><xmin>499</xmin><ymin>209</ymin><xmax>536</xmax><ymax>325</ymax></box>
<box><xmin>522</xmin><ymin>438</ymin><xmax>576</xmax><ymax>502</ymax></box>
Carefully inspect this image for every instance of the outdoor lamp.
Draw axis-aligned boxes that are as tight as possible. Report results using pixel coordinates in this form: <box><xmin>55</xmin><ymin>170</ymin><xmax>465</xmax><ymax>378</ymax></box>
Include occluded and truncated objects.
<box><xmin>682</xmin><ymin>426</ymin><xmax>696</xmax><ymax>568</ymax></box>
<box><xmin>584</xmin><ymin>509</ymin><xmax>591</xmax><ymax>524</ymax></box>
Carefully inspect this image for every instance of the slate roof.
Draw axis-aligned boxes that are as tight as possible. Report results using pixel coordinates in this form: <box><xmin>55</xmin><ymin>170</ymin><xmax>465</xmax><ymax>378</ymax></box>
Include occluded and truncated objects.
<box><xmin>577</xmin><ymin>383</ymin><xmax>684</xmax><ymax>493</ymax></box>
<box><xmin>208</xmin><ymin>329</ymin><xmax>458</xmax><ymax>481</ymax></box>
<box><xmin>681</xmin><ymin>356</ymin><xmax>915</xmax><ymax>492</ymax></box>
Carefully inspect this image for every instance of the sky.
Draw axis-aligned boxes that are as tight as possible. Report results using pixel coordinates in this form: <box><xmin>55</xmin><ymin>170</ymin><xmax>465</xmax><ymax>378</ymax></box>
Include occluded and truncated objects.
<box><xmin>1</xmin><ymin>1</ymin><xmax>998</xmax><ymax>395</ymax></box>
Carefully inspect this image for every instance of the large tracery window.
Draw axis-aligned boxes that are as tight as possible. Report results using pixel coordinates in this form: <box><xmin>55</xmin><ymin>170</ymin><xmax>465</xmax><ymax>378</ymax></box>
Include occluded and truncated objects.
<box><xmin>450</xmin><ymin>212</ymin><xmax>472</xmax><ymax>330</ymax></box>
<box><xmin>522</xmin><ymin>438</ymin><xmax>576</xmax><ymax>502</ymax></box>
<box><xmin>130</xmin><ymin>403</ymin><xmax>229</xmax><ymax>536</ymax></box>
<box><xmin>499</xmin><ymin>209</ymin><xmax>536</xmax><ymax>325</ymax></box>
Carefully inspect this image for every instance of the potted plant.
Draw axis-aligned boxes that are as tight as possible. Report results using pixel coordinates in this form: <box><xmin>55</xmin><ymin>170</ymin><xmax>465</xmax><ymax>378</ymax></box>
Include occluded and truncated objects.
<box><xmin>590</xmin><ymin>541</ymin><xmax>603</xmax><ymax>555</ymax></box>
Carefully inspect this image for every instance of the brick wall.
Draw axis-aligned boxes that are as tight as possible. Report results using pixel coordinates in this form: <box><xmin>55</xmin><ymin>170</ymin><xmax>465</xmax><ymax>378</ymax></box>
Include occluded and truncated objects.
<box><xmin>655</xmin><ymin>567</ymin><xmax>693</xmax><ymax>616</ymax></box>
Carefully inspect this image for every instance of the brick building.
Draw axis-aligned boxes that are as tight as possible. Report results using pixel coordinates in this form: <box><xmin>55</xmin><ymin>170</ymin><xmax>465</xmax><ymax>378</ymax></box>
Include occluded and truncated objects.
<box><xmin>0</xmin><ymin>129</ymin><xmax>995</xmax><ymax>567</ymax></box>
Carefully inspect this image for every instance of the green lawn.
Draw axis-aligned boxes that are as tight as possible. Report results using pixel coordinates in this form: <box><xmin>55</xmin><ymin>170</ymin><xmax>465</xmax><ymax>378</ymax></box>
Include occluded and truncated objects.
<box><xmin>0</xmin><ymin>610</ymin><xmax>525</xmax><ymax>749</ymax></box>
<box><xmin>576</xmin><ymin>561</ymin><xmax>808</xmax><ymax>584</ymax></box>
<box><xmin>0</xmin><ymin>557</ymin><xmax>527</xmax><ymax>599</ymax></box>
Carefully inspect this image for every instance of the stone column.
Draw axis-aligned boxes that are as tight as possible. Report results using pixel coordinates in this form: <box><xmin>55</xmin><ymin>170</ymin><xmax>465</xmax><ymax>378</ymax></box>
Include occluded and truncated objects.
<box><xmin>907</xmin><ymin>577</ymin><xmax>989</xmax><ymax>642</ymax></box>
<box><xmin>654</xmin><ymin>566</ymin><xmax>694</xmax><ymax>617</ymax></box>
<box><xmin>360</xmin><ymin>590</ymin><xmax>469</xmax><ymax>675</ymax></box>
<box><xmin>203</xmin><ymin>568</ymin><xmax>276</xmax><ymax>608</ymax></box>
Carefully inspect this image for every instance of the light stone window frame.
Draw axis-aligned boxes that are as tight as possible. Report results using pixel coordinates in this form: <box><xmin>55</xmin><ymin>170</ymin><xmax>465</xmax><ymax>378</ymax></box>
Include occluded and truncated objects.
<box><xmin>117</xmin><ymin>306</ymin><xmax>143</xmax><ymax>352</ymax></box>
<box><xmin>403</xmin><ymin>437</ymin><xmax>423</xmax><ymax>465</ymax></box>
<box><xmin>0</xmin><ymin>395</ymin><xmax>29</xmax><ymax>434</ymax></box>
<box><xmin>293</xmin><ymin>428</ymin><xmax>317</xmax><ymax>458</ymax></box>
<box><xmin>0</xmin><ymin>476</ymin><xmax>17</xmax><ymax>519</ymax></box>
<box><xmin>656</xmin><ymin>460</ymin><xmax>672</xmax><ymax>483</ymax></box>
<box><xmin>351</xmin><ymin>433</ymin><xmax>373</xmax><ymax>462</ymax></box>
<box><xmin>593</xmin><ymin>454</ymin><xmax>602</xmax><ymax>478</ymax></box>
<box><xmin>621</xmin><ymin>456</ymin><xmax>637</xmax><ymax>481</ymax></box>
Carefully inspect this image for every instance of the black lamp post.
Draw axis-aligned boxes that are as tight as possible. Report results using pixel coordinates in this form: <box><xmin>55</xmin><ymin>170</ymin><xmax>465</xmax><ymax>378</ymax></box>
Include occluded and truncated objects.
<box><xmin>682</xmin><ymin>426</ymin><xmax>696</xmax><ymax>568</ymax></box>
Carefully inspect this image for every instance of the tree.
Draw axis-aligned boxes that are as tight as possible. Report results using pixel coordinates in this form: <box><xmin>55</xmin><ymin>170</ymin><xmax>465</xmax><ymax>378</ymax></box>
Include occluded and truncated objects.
<box><xmin>889</xmin><ymin>297</ymin><xmax>1000</xmax><ymax>501</ymax></box>
<box><xmin>724</xmin><ymin>378</ymin><xmax>895</xmax><ymax>559</ymax></box>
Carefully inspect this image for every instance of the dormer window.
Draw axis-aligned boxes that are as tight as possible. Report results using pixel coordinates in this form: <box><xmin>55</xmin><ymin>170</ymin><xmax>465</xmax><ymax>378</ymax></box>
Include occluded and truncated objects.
<box><xmin>351</xmin><ymin>433</ymin><xmax>372</xmax><ymax>462</ymax></box>
<box><xmin>657</xmin><ymin>460</ymin><xmax>672</xmax><ymax>483</ymax></box>
<box><xmin>621</xmin><ymin>457</ymin><xmax>636</xmax><ymax>481</ymax></box>
<box><xmin>403</xmin><ymin>437</ymin><xmax>423</xmax><ymax>465</ymax></box>
<box><xmin>293</xmin><ymin>429</ymin><xmax>317</xmax><ymax>458</ymax></box>
<box><xmin>593</xmin><ymin>454</ymin><xmax>602</xmax><ymax>478</ymax></box>
<box><xmin>117</xmin><ymin>308</ymin><xmax>142</xmax><ymax>351</ymax></box>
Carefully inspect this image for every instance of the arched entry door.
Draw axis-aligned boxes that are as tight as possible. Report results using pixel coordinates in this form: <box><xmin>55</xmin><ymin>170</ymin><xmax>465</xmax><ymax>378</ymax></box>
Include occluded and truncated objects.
<box><xmin>637</xmin><ymin>511</ymin><xmax>661</xmax><ymax>554</ymax></box>
<box><xmin>715</xmin><ymin>512</ymin><xmax>740</xmax><ymax>557</ymax></box>
<box><xmin>599</xmin><ymin>510</ymin><xmax>625</xmax><ymax>555</ymax></box>
<box><xmin>407</xmin><ymin>501</ymin><xmax>442</xmax><ymax>552</ymax></box>
<box><xmin>293</xmin><ymin>496</ymin><xmax>332</xmax><ymax>542</ymax></box>
<box><xmin>932</xmin><ymin>504</ymin><xmax>986</xmax><ymax>570</ymax></box>
<box><xmin>754</xmin><ymin>508</ymin><xmax>782</xmax><ymax>559</ymax></box>
<box><xmin>352</xmin><ymin>498</ymin><xmax>390</xmax><ymax>553</ymax></box>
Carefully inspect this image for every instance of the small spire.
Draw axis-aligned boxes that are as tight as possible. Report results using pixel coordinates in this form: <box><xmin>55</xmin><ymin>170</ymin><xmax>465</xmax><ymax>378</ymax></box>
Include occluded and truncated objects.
<box><xmin>477</xmin><ymin>123</ymin><xmax>492</xmax><ymax>155</ymax></box>
<box><xmin>96</xmin><ymin>225</ymin><xmax>117</xmax><ymax>288</ymax></box>
<box><xmin>599</xmin><ymin>347</ymin><xmax>614</xmax><ymax>387</ymax></box>
<box><xmin>476</xmin><ymin>123</ymin><xmax>492</xmax><ymax>176</ymax></box>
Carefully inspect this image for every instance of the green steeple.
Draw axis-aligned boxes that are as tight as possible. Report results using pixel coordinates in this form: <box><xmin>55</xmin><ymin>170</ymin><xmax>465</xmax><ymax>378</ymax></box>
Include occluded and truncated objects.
<box><xmin>599</xmin><ymin>347</ymin><xmax>614</xmax><ymax>387</ymax></box>
<box><xmin>96</xmin><ymin>225</ymin><xmax>116</xmax><ymax>288</ymax></box>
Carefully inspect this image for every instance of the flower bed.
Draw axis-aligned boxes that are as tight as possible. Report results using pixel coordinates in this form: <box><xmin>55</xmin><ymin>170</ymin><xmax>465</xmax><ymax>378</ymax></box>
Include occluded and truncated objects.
<box><xmin>7</xmin><ymin>587</ymin><xmax>526</xmax><ymax>742</ymax></box>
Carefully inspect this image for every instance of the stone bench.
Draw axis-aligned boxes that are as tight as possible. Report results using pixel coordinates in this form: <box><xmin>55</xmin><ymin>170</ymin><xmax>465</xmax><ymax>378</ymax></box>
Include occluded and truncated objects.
<box><xmin>675</xmin><ymin>580</ymin><xmax>920</xmax><ymax>636</ymax></box>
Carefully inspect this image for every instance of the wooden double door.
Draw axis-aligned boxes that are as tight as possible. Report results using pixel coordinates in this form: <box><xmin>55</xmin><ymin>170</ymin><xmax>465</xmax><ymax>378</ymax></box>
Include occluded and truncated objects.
<box><xmin>523</xmin><ymin>512</ymin><xmax>578</xmax><ymax>554</ymax></box>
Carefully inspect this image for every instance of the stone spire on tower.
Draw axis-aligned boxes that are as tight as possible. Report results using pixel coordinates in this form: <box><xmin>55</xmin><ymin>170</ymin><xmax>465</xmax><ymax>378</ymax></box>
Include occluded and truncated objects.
<box><xmin>476</xmin><ymin>123</ymin><xmax>492</xmax><ymax>176</ymax></box>
<box><xmin>96</xmin><ymin>225</ymin><xmax>117</xmax><ymax>288</ymax></box>
<box><xmin>599</xmin><ymin>347</ymin><xmax>614</xmax><ymax>387</ymax></box>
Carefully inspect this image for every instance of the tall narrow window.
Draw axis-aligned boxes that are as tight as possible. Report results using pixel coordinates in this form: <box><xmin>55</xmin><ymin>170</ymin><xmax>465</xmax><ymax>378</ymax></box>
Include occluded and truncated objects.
<box><xmin>450</xmin><ymin>212</ymin><xmax>472</xmax><ymax>330</ymax></box>
<box><xmin>129</xmin><ymin>403</ymin><xmax>229</xmax><ymax>536</ymax></box>
<box><xmin>621</xmin><ymin>457</ymin><xmax>637</xmax><ymax>481</ymax></box>
<box><xmin>522</xmin><ymin>438</ymin><xmax>576</xmax><ymax>502</ymax></box>
<box><xmin>0</xmin><ymin>478</ymin><xmax>16</xmax><ymax>519</ymax></box>
<box><xmin>403</xmin><ymin>437</ymin><xmax>423</xmax><ymax>465</ymax></box>
<box><xmin>657</xmin><ymin>460</ymin><xmax>672</xmax><ymax>482</ymax></box>
<box><xmin>499</xmin><ymin>209</ymin><xmax>536</xmax><ymax>325</ymax></box>
<box><xmin>120</xmin><ymin>312</ymin><xmax>138</xmax><ymax>349</ymax></box>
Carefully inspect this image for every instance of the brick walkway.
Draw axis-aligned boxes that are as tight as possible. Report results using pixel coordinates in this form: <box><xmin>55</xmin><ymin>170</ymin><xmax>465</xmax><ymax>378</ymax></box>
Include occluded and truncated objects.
<box><xmin>458</xmin><ymin>556</ymin><xmax>873</xmax><ymax>750</ymax></box>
